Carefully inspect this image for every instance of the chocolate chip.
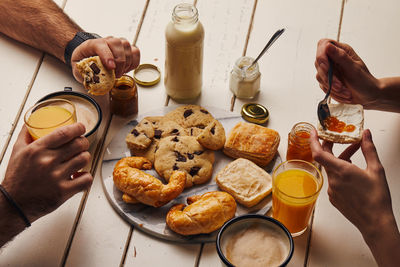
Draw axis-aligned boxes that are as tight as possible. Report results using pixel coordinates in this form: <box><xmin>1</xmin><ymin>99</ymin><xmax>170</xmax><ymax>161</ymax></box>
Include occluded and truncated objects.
<box><xmin>90</xmin><ymin>63</ymin><xmax>100</xmax><ymax>74</ymax></box>
<box><xmin>211</xmin><ymin>127</ymin><xmax>215</xmax><ymax>135</ymax></box>
<box><xmin>152</xmin><ymin>122</ymin><xmax>157</xmax><ymax>125</ymax></box>
<box><xmin>131</xmin><ymin>129</ymin><xmax>140</xmax><ymax>136</ymax></box>
<box><xmin>196</xmin><ymin>125</ymin><xmax>205</xmax><ymax>129</ymax></box>
<box><xmin>172</xmin><ymin>136</ymin><xmax>179</xmax><ymax>142</ymax></box>
<box><xmin>189</xmin><ymin>166</ymin><xmax>200</xmax><ymax>176</ymax></box>
<box><xmin>183</xmin><ymin>109</ymin><xmax>193</xmax><ymax>118</ymax></box>
<box><xmin>171</xmin><ymin>129</ymin><xmax>179</xmax><ymax>134</ymax></box>
<box><xmin>187</xmin><ymin>153</ymin><xmax>194</xmax><ymax>160</ymax></box>
<box><xmin>190</xmin><ymin>129</ymin><xmax>193</xmax><ymax>136</ymax></box>
<box><xmin>154</xmin><ymin>129</ymin><xmax>162</xmax><ymax>139</ymax></box>
<box><xmin>200</xmin><ymin>109</ymin><xmax>209</xmax><ymax>114</ymax></box>
<box><xmin>144</xmin><ymin>122</ymin><xmax>148</xmax><ymax>125</ymax></box>
<box><xmin>194</xmin><ymin>151</ymin><xmax>203</xmax><ymax>155</ymax></box>
<box><xmin>175</xmin><ymin>151</ymin><xmax>186</xmax><ymax>162</ymax></box>
<box><xmin>173</xmin><ymin>163</ymin><xmax>179</xmax><ymax>170</ymax></box>
<box><xmin>93</xmin><ymin>75</ymin><xmax>100</xmax><ymax>83</ymax></box>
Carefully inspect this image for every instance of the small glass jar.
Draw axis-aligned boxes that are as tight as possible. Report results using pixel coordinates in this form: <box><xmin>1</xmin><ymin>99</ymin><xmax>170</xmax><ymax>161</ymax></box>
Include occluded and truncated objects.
<box><xmin>110</xmin><ymin>75</ymin><xmax>138</xmax><ymax>117</ymax></box>
<box><xmin>229</xmin><ymin>56</ymin><xmax>261</xmax><ymax>99</ymax></box>
<box><xmin>286</xmin><ymin>122</ymin><xmax>316</xmax><ymax>163</ymax></box>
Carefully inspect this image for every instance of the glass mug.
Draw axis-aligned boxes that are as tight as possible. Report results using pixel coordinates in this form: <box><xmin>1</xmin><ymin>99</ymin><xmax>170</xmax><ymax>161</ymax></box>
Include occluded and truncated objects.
<box><xmin>24</xmin><ymin>98</ymin><xmax>77</xmax><ymax>140</ymax></box>
<box><xmin>272</xmin><ymin>160</ymin><xmax>323</xmax><ymax>237</ymax></box>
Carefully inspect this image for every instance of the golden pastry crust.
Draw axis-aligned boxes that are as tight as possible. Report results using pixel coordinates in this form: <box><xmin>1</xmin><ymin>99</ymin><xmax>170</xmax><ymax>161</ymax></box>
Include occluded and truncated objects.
<box><xmin>166</xmin><ymin>191</ymin><xmax>237</xmax><ymax>235</ymax></box>
<box><xmin>223</xmin><ymin>122</ymin><xmax>280</xmax><ymax>167</ymax></box>
<box><xmin>113</xmin><ymin>157</ymin><xmax>186</xmax><ymax>207</ymax></box>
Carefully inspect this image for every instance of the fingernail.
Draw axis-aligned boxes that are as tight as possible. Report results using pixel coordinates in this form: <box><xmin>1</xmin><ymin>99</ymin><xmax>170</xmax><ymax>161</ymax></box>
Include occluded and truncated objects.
<box><xmin>107</xmin><ymin>59</ymin><xmax>116</xmax><ymax>69</ymax></box>
<box><xmin>364</xmin><ymin>129</ymin><xmax>372</xmax><ymax>141</ymax></box>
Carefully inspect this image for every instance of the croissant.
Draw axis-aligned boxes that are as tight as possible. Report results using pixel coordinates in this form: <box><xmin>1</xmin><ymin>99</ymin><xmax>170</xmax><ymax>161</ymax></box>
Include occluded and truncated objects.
<box><xmin>166</xmin><ymin>191</ymin><xmax>236</xmax><ymax>235</ymax></box>
<box><xmin>113</xmin><ymin>157</ymin><xmax>186</xmax><ymax>207</ymax></box>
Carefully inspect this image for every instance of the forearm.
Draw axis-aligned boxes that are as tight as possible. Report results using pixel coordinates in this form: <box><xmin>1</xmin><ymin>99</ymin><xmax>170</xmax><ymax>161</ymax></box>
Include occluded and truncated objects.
<box><xmin>362</xmin><ymin>213</ymin><xmax>400</xmax><ymax>267</ymax></box>
<box><xmin>376</xmin><ymin>77</ymin><xmax>400</xmax><ymax>113</ymax></box>
<box><xmin>0</xmin><ymin>195</ymin><xmax>28</xmax><ymax>247</ymax></box>
<box><xmin>0</xmin><ymin>0</ymin><xmax>82</xmax><ymax>62</ymax></box>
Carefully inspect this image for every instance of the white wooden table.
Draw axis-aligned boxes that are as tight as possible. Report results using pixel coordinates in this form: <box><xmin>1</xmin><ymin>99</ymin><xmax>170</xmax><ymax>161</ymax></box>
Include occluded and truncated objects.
<box><xmin>1</xmin><ymin>0</ymin><xmax>399</xmax><ymax>266</ymax></box>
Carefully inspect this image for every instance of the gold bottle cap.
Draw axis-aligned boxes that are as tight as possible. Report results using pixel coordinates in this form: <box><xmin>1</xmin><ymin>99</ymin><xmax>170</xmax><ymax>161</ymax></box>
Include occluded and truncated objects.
<box><xmin>241</xmin><ymin>103</ymin><xmax>269</xmax><ymax>124</ymax></box>
<box><xmin>133</xmin><ymin>64</ymin><xmax>161</xmax><ymax>86</ymax></box>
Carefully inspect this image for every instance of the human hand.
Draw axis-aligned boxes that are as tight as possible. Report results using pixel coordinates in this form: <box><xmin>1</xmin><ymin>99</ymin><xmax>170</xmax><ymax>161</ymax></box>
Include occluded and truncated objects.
<box><xmin>71</xmin><ymin>37</ymin><xmax>140</xmax><ymax>81</ymax></box>
<box><xmin>315</xmin><ymin>39</ymin><xmax>381</xmax><ymax>110</ymax></box>
<box><xmin>1</xmin><ymin>123</ymin><xmax>93</xmax><ymax>223</ymax></box>
<box><xmin>309</xmin><ymin>129</ymin><xmax>394</xmax><ymax>237</ymax></box>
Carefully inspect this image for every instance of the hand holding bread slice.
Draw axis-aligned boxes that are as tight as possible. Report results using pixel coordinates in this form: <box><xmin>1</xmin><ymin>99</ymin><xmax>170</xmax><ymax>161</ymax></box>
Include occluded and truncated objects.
<box><xmin>317</xmin><ymin>103</ymin><xmax>364</xmax><ymax>144</ymax></box>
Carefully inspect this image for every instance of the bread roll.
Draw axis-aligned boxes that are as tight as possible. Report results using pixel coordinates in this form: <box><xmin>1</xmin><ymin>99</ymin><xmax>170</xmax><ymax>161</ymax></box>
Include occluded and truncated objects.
<box><xmin>216</xmin><ymin>158</ymin><xmax>272</xmax><ymax>207</ymax></box>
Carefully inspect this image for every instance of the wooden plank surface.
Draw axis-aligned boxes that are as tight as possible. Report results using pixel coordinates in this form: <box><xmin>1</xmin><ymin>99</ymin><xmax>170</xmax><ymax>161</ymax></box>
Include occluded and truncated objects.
<box><xmin>61</xmin><ymin>0</ymin><xmax>148</xmax><ymax>266</ymax></box>
<box><xmin>222</xmin><ymin>0</ymin><xmax>342</xmax><ymax>266</ymax></box>
<box><xmin>308</xmin><ymin>0</ymin><xmax>400</xmax><ymax>266</ymax></box>
<box><xmin>124</xmin><ymin>0</ymin><xmax>201</xmax><ymax>265</ymax></box>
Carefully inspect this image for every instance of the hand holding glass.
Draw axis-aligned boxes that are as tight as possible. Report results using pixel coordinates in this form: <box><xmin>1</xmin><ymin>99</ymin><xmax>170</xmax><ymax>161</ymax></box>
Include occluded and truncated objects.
<box><xmin>24</xmin><ymin>98</ymin><xmax>77</xmax><ymax>140</ymax></box>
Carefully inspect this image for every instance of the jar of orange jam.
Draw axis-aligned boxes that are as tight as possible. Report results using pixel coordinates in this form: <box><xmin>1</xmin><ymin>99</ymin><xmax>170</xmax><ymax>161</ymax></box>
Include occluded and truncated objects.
<box><xmin>286</xmin><ymin>122</ymin><xmax>316</xmax><ymax>163</ymax></box>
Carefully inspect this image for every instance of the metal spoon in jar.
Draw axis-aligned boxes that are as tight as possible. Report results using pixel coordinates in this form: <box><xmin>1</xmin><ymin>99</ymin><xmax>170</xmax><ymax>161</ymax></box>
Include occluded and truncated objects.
<box><xmin>241</xmin><ymin>28</ymin><xmax>285</xmax><ymax>77</ymax></box>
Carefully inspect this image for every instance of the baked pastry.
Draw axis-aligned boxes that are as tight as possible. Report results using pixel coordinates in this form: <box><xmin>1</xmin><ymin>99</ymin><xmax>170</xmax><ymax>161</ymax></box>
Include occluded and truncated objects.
<box><xmin>125</xmin><ymin>117</ymin><xmax>157</xmax><ymax>150</ymax></box>
<box><xmin>126</xmin><ymin>116</ymin><xmax>186</xmax><ymax>151</ymax></box>
<box><xmin>154</xmin><ymin>136</ymin><xmax>214</xmax><ymax>188</ymax></box>
<box><xmin>223</xmin><ymin>122</ymin><xmax>280</xmax><ymax>167</ymax></box>
<box><xmin>164</xmin><ymin>105</ymin><xmax>226</xmax><ymax>150</ymax></box>
<box><xmin>216</xmin><ymin>158</ymin><xmax>272</xmax><ymax>207</ymax></box>
<box><xmin>196</xmin><ymin>119</ymin><xmax>226</xmax><ymax>150</ymax></box>
<box><xmin>166</xmin><ymin>191</ymin><xmax>237</xmax><ymax>235</ymax></box>
<box><xmin>318</xmin><ymin>103</ymin><xmax>364</xmax><ymax>144</ymax></box>
<box><xmin>113</xmin><ymin>157</ymin><xmax>186</xmax><ymax>207</ymax></box>
<box><xmin>76</xmin><ymin>56</ymin><xmax>115</xmax><ymax>95</ymax></box>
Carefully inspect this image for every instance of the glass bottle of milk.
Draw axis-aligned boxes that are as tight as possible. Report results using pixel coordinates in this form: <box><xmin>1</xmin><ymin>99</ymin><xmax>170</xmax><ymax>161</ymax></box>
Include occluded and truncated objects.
<box><xmin>165</xmin><ymin>3</ymin><xmax>204</xmax><ymax>100</ymax></box>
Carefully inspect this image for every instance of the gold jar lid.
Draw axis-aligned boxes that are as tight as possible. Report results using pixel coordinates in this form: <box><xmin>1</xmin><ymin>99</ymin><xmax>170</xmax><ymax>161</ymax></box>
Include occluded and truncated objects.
<box><xmin>241</xmin><ymin>103</ymin><xmax>269</xmax><ymax>124</ymax></box>
<box><xmin>133</xmin><ymin>64</ymin><xmax>161</xmax><ymax>86</ymax></box>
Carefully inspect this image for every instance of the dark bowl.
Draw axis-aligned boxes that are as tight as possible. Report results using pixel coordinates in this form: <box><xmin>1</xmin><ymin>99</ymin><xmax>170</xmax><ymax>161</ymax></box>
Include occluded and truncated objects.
<box><xmin>38</xmin><ymin>87</ymin><xmax>102</xmax><ymax>146</ymax></box>
<box><xmin>216</xmin><ymin>214</ymin><xmax>294</xmax><ymax>267</ymax></box>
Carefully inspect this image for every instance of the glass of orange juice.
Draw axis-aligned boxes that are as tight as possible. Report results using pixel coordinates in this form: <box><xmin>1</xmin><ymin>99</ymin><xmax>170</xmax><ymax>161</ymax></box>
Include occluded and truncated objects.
<box><xmin>24</xmin><ymin>98</ymin><xmax>77</xmax><ymax>140</ymax></box>
<box><xmin>272</xmin><ymin>160</ymin><xmax>323</xmax><ymax>237</ymax></box>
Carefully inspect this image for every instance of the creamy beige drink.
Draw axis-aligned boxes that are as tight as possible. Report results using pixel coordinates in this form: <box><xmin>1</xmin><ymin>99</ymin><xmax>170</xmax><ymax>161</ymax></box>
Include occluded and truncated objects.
<box><xmin>66</xmin><ymin>96</ymin><xmax>98</xmax><ymax>135</ymax></box>
<box><xmin>224</xmin><ymin>224</ymin><xmax>290</xmax><ymax>267</ymax></box>
<box><xmin>165</xmin><ymin>3</ymin><xmax>204</xmax><ymax>100</ymax></box>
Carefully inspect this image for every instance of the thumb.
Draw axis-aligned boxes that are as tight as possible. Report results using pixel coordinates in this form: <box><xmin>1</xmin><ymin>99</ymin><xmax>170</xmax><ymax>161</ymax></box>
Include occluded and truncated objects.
<box><xmin>360</xmin><ymin>129</ymin><xmax>383</xmax><ymax>172</ymax></box>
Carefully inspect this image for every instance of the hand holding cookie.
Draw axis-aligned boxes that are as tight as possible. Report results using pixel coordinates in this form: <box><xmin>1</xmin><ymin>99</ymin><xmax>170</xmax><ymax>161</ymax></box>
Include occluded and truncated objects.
<box><xmin>71</xmin><ymin>37</ymin><xmax>140</xmax><ymax>95</ymax></box>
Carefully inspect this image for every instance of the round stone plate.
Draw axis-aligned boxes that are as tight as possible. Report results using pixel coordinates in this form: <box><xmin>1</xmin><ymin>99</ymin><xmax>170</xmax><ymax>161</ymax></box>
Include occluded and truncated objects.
<box><xmin>101</xmin><ymin>106</ymin><xmax>281</xmax><ymax>243</ymax></box>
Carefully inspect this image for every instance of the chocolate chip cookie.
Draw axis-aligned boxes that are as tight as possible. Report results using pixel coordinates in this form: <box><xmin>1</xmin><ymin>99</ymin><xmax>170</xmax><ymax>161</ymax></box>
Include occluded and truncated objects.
<box><xmin>126</xmin><ymin>117</ymin><xmax>159</xmax><ymax>150</ymax></box>
<box><xmin>76</xmin><ymin>56</ymin><xmax>115</xmax><ymax>95</ymax></box>
<box><xmin>164</xmin><ymin>105</ymin><xmax>226</xmax><ymax>150</ymax></box>
<box><xmin>127</xmin><ymin>116</ymin><xmax>188</xmax><ymax>162</ymax></box>
<box><xmin>154</xmin><ymin>136</ymin><xmax>215</xmax><ymax>188</ymax></box>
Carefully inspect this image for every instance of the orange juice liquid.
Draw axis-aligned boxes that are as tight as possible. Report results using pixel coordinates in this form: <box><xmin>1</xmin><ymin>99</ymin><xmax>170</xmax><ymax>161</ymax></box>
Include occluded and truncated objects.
<box><xmin>272</xmin><ymin>169</ymin><xmax>319</xmax><ymax>234</ymax></box>
<box><xmin>27</xmin><ymin>105</ymin><xmax>75</xmax><ymax>140</ymax></box>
